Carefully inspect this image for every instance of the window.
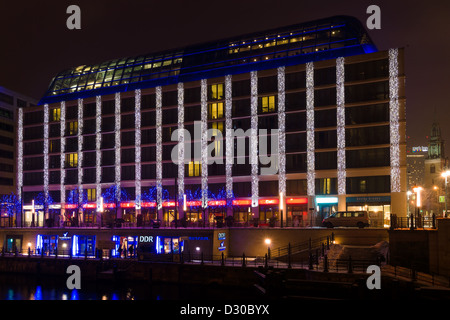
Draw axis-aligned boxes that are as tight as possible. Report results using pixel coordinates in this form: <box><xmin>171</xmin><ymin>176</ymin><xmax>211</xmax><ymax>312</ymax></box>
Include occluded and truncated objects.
<box><xmin>51</xmin><ymin>108</ymin><xmax>61</xmax><ymax>122</ymax></box>
<box><xmin>211</xmin><ymin>121</ymin><xmax>223</xmax><ymax>156</ymax></box>
<box><xmin>66</xmin><ymin>153</ymin><xmax>78</xmax><ymax>168</ymax></box>
<box><xmin>208</xmin><ymin>102</ymin><xmax>224</xmax><ymax>120</ymax></box>
<box><xmin>209</xmin><ymin>83</ymin><xmax>224</xmax><ymax>100</ymax></box>
<box><xmin>68</xmin><ymin>121</ymin><xmax>78</xmax><ymax>135</ymax></box>
<box><xmin>87</xmin><ymin>188</ymin><xmax>96</xmax><ymax>201</ymax></box>
<box><xmin>188</xmin><ymin>161</ymin><xmax>201</xmax><ymax>177</ymax></box>
<box><xmin>260</xmin><ymin>96</ymin><xmax>276</xmax><ymax>113</ymax></box>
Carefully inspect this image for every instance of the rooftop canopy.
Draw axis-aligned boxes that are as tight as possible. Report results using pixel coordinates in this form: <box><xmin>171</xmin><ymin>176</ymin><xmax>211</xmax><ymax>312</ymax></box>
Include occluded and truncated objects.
<box><xmin>39</xmin><ymin>15</ymin><xmax>376</xmax><ymax>105</ymax></box>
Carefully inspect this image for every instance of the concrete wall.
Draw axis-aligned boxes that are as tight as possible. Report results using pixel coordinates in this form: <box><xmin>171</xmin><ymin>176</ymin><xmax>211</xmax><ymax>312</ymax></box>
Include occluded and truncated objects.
<box><xmin>0</xmin><ymin>227</ymin><xmax>389</xmax><ymax>258</ymax></box>
<box><xmin>228</xmin><ymin>228</ymin><xmax>389</xmax><ymax>257</ymax></box>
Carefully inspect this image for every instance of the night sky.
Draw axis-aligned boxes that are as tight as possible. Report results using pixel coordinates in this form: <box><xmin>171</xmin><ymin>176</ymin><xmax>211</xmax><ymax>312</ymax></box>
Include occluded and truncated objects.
<box><xmin>1</xmin><ymin>0</ymin><xmax>450</xmax><ymax>149</ymax></box>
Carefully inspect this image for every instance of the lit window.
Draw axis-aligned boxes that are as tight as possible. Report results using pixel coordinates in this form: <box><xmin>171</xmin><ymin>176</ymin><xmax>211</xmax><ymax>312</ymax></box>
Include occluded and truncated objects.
<box><xmin>209</xmin><ymin>83</ymin><xmax>224</xmax><ymax>100</ymax></box>
<box><xmin>211</xmin><ymin>121</ymin><xmax>223</xmax><ymax>155</ymax></box>
<box><xmin>51</xmin><ymin>108</ymin><xmax>61</xmax><ymax>122</ymax></box>
<box><xmin>188</xmin><ymin>161</ymin><xmax>201</xmax><ymax>177</ymax></box>
<box><xmin>208</xmin><ymin>102</ymin><xmax>224</xmax><ymax>120</ymax></box>
<box><xmin>87</xmin><ymin>188</ymin><xmax>96</xmax><ymax>201</ymax></box>
<box><xmin>261</xmin><ymin>96</ymin><xmax>276</xmax><ymax>113</ymax></box>
<box><xmin>68</xmin><ymin>121</ymin><xmax>78</xmax><ymax>135</ymax></box>
<box><xmin>65</xmin><ymin>153</ymin><xmax>78</xmax><ymax>168</ymax></box>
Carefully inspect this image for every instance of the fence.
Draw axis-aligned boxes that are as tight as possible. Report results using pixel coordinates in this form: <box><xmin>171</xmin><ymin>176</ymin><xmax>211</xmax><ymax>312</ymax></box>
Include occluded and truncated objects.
<box><xmin>390</xmin><ymin>214</ymin><xmax>437</xmax><ymax>229</ymax></box>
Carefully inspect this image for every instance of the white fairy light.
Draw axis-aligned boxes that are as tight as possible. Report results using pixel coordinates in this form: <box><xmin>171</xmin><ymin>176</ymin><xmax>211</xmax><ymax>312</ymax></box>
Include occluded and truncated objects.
<box><xmin>60</xmin><ymin>101</ymin><xmax>66</xmax><ymax>205</ymax></box>
<box><xmin>95</xmin><ymin>96</ymin><xmax>102</xmax><ymax>210</ymax></box>
<box><xmin>77</xmin><ymin>98</ymin><xmax>84</xmax><ymax>204</ymax></box>
<box><xmin>135</xmin><ymin>89</ymin><xmax>142</xmax><ymax>208</ymax></box>
<box><xmin>250</xmin><ymin>71</ymin><xmax>259</xmax><ymax>207</ymax></box>
<box><xmin>43</xmin><ymin>103</ymin><xmax>49</xmax><ymax>205</ymax></box>
<box><xmin>115</xmin><ymin>92</ymin><xmax>121</xmax><ymax>200</ymax></box>
<box><xmin>201</xmin><ymin>79</ymin><xmax>208</xmax><ymax>208</ymax></box>
<box><xmin>389</xmin><ymin>48</ymin><xmax>401</xmax><ymax>193</ymax></box>
<box><xmin>17</xmin><ymin>107</ymin><xmax>23</xmax><ymax>199</ymax></box>
<box><xmin>277</xmin><ymin>66</ymin><xmax>286</xmax><ymax>197</ymax></box>
<box><xmin>336</xmin><ymin>57</ymin><xmax>346</xmax><ymax>195</ymax></box>
<box><xmin>306</xmin><ymin>62</ymin><xmax>315</xmax><ymax>197</ymax></box>
<box><xmin>225</xmin><ymin>75</ymin><xmax>233</xmax><ymax>204</ymax></box>
<box><xmin>178</xmin><ymin>82</ymin><xmax>185</xmax><ymax>202</ymax></box>
<box><xmin>156</xmin><ymin>86</ymin><xmax>163</xmax><ymax>208</ymax></box>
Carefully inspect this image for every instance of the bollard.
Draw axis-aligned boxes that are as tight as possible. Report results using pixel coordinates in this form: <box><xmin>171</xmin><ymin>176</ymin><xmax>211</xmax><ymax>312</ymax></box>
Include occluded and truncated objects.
<box><xmin>288</xmin><ymin>243</ymin><xmax>291</xmax><ymax>269</ymax></box>
<box><xmin>201</xmin><ymin>252</ymin><xmax>204</xmax><ymax>265</ymax></box>
<box><xmin>348</xmin><ymin>256</ymin><xmax>353</xmax><ymax>273</ymax></box>
<box><xmin>242</xmin><ymin>253</ymin><xmax>246</xmax><ymax>267</ymax></box>
<box><xmin>264</xmin><ymin>253</ymin><xmax>268</xmax><ymax>269</ymax></box>
<box><xmin>308</xmin><ymin>253</ymin><xmax>313</xmax><ymax>270</ymax></box>
<box><xmin>324</xmin><ymin>255</ymin><xmax>329</xmax><ymax>272</ymax></box>
<box><xmin>221</xmin><ymin>252</ymin><xmax>224</xmax><ymax>267</ymax></box>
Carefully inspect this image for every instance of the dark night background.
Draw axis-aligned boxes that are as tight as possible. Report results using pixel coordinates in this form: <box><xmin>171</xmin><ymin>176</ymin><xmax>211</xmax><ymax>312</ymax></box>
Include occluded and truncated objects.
<box><xmin>1</xmin><ymin>0</ymin><xmax>449</xmax><ymax>149</ymax></box>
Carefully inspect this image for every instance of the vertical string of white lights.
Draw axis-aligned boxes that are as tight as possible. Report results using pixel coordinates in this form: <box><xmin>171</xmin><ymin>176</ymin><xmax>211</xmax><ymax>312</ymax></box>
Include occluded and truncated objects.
<box><xmin>177</xmin><ymin>83</ymin><xmax>185</xmax><ymax>203</ymax></box>
<box><xmin>156</xmin><ymin>87</ymin><xmax>163</xmax><ymax>208</ymax></box>
<box><xmin>95</xmin><ymin>96</ymin><xmax>102</xmax><ymax>210</ymax></box>
<box><xmin>43</xmin><ymin>104</ymin><xmax>49</xmax><ymax>207</ymax></box>
<box><xmin>389</xmin><ymin>48</ymin><xmax>401</xmax><ymax>193</ymax></box>
<box><xmin>115</xmin><ymin>93</ymin><xmax>121</xmax><ymax>201</ymax></box>
<box><xmin>336</xmin><ymin>57</ymin><xmax>346</xmax><ymax>195</ymax></box>
<box><xmin>77</xmin><ymin>98</ymin><xmax>84</xmax><ymax>204</ymax></box>
<box><xmin>277</xmin><ymin>66</ymin><xmax>286</xmax><ymax>198</ymax></box>
<box><xmin>250</xmin><ymin>71</ymin><xmax>259</xmax><ymax>207</ymax></box>
<box><xmin>135</xmin><ymin>89</ymin><xmax>142</xmax><ymax>208</ymax></box>
<box><xmin>17</xmin><ymin>107</ymin><xmax>23</xmax><ymax>200</ymax></box>
<box><xmin>60</xmin><ymin>101</ymin><xmax>66</xmax><ymax>206</ymax></box>
<box><xmin>306</xmin><ymin>62</ymin><xmax>315</xmax><ymax>197</ymax></box>
<box><xmin>225</xmin><ymin>75</ymin><xmax>233</xmax><ymax>205</ymax></box>
<box><xmin>201</xmin><ymin>79</ymin><xmax>208</xmax><ymax>208</ymax></box>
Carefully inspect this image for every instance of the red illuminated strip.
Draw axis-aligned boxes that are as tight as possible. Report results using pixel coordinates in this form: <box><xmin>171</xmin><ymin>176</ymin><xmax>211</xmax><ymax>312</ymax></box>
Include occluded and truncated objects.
<box><xmin>141</xmin><ymin>202</ymin><xmax>157</xmax><ymax>208</ymax></box>
<box><xmin>187</xmin><ymin>200</ymin><xmax>202</xmax><ymax>207</ymax></box>
<box><xmin>232</xmin><ymin>199</ymin><xmax>252</xmax><ymax>206</ymax></box>
<box><xmin>286</xmin><ymin>198</ymin><xmax>308</xmax><ymax>205</ymax></box>
<box><xmin>120</xmin><ymin>202</ymin><xmax>135</xmax><ymax>208</ymax></box>
<box><xmin>65</xmin><ymin>204</ymin><xmax>77</xmax><ymax>209</ymax></box>
<box><xmin>103</xmin><ymin>203</ymin><xmax>116</xmax><ymax>208</ymax></box>
<box><xmin>208</xmin><ymin>200</ymin><xmax>226</xmax><ymax>206</ymax></box>
<box><xmin>83</xmin><ymin>203</ymin><xmax>97</xmax><ymax>209</ymax></box>
<box><xmin>162</xmin><ymin>201</ymin><xmax>176</xmax><ymax>207</ymax></box>
<box><xmin>259</xmin><ymin>199</ymin><xmax>279</xmax><ymax>205</ymax></box>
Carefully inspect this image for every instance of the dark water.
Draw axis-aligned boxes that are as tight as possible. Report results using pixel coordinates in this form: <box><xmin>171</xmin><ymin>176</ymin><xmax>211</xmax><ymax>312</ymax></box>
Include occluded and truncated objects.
<box><xmin>0</xmin><ymin>273</ymin><xmax>255</xmax><ymax>300</ymax></box>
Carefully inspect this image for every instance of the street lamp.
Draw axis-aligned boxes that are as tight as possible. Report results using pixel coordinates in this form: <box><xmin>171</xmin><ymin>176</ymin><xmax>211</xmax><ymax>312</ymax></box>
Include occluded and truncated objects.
<box><xmin>441</xmin><ymin>170</ymin><xmax>450</xmax><ymax>217</ymax></box>
<box><xmin>279</xmin><ymin>192</ymin><xmax>284</xmax><ymax>228</ymax></box>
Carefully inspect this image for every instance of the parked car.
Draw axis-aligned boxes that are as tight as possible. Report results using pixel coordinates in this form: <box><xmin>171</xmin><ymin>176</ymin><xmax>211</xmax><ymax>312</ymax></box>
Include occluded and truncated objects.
<box><xmin>322</xmin><ymin>211</ymin><xmax>369</xmax><ymax>228</ymax></box>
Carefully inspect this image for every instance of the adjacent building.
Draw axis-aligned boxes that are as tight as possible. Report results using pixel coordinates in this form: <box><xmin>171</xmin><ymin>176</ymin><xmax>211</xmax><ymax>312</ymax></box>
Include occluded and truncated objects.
<box><xmin>17</xmin><ymin>15</ymin><xmax>407</xmax><ymax>232</ymax></box>
<box><xmin>0</xmin><ymin>87</ymin><xmax>37</xmax><ymax>226</ymax></box>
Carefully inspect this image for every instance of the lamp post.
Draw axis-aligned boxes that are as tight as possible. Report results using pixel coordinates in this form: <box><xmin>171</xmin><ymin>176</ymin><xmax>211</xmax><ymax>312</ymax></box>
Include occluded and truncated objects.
<box><xmin>412</xmin><ymin>186</ymin><xmax>423</xmax><ymax>229</ymax></box>
<box><xmin>441</xmin><ymin>170</ymin><xmax>450</xmax><ymax>217</ymax></box>
<box><xmin>279</xmin><ymin>192</ymin><xmax>284</xmax><ymax>228</ymax></box>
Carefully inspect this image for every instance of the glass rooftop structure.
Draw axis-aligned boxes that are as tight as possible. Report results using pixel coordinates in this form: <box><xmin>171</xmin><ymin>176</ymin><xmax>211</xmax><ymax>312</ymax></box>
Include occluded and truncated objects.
<box><xmin>39</xmin><ymin>15</ymin><xmax>376</xmax><ymax>105</ymax></box>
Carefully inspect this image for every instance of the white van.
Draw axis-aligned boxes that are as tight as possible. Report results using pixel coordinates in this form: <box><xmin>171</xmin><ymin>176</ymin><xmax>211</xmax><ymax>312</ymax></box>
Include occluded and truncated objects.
<box><xmin>322</xmin><ymin>211</ymin><xmax>369</xmax><ymax>228</ymax></box>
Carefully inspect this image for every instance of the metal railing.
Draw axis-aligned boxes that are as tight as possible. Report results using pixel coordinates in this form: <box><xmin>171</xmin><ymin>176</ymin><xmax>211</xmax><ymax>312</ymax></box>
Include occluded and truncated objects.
<box><xmin>390</xmin><ymin>214</ymin><xmax>437</xmax><ymax>230</ymax></box>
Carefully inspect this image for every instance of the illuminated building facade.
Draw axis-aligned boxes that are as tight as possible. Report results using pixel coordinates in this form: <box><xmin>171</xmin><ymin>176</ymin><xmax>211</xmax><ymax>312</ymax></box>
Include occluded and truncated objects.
<box><xmin>18</xmin><ymin>15</ymin><xmax>406</xmax><ymax>229</ymax></box>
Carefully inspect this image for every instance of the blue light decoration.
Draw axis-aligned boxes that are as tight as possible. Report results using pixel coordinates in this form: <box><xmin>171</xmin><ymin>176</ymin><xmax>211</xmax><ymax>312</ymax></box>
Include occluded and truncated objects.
<box><xmin>156</xmin><ymin>236</ymin><xmax>162</xmax><ymax>254</ymax></box>
<box><xmin>71</xmin><ymin>235</ymin><xmax>79</xmax><ymax>256</ymax></box>
<box><xmin>35</xmin><ymin>192</ymin><xmax>54</xmax><ymax>213</ymax></box>
<box><xmin>0</xmin><ymin>193</ymin><xmax>21</xmax><ymax>218</ymax></box>
<box><xmin>36</xmin><ymin>235</ymin><xmax>43</xmax><ymax>252</ymax></box>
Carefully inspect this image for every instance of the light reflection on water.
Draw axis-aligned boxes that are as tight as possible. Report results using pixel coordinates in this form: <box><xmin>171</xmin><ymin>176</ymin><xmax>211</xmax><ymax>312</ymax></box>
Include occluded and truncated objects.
<box><xmin>0</xmin><ymin>273</ymin><xmax>254</xmax><ymax>301</ymax></box>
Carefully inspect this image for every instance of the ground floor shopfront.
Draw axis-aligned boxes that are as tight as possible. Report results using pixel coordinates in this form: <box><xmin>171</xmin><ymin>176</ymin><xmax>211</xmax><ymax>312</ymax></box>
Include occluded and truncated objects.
<box><xmin>0</xmin><ymin>227</ymin><xmax>389</xmax><ymax>259</ymax></box>
<box><xmin>15</xmin><ymin>194</ymin><xmax>399</xmax><ymax>229</ymax></box>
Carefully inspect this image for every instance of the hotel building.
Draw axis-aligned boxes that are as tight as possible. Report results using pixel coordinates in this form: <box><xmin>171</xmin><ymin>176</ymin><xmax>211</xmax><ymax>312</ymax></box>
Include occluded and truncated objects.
<box><xmin>17</xmin><ymin>15</ymin><xmax>406</xmax><ymax>232</ymax></box>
